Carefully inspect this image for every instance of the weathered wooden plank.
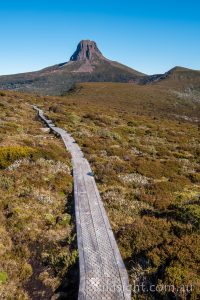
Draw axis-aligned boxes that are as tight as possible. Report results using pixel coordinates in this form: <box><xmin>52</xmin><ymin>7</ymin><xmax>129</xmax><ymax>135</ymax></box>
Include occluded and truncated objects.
<box><xmin>32</xmin><ymin>105</ymin><xmax>131</xmax><ymax>300</ymax></box>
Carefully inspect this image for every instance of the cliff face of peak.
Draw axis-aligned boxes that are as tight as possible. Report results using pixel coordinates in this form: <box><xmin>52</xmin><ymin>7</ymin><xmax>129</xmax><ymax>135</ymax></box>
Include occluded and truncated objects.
<box><xmin>70</xmin><ymin>40</ymin><xmax>105</xmax><ymax>61</ymax></box>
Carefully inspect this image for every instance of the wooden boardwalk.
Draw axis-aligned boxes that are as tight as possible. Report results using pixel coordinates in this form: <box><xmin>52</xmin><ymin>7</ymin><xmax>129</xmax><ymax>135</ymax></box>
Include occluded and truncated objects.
<box><xmin>33</xmin><ymin>106</ymin><xmax>131</xmax><ymax>300</ymax></box>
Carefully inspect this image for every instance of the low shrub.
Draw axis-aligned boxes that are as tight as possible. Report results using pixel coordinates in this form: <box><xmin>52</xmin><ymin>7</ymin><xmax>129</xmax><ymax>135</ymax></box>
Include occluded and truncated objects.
<box><xmin>188</xmin><ymin>172</ymin><xmax>200</xmax><ymax>183</ymax></box>
<box><xmin>171</xmin><ymin>204</ymin><xmax>200</xmax><ymax>229</ymax></box>
<box><xmin>0</xmin><ymin>146</ymin><xmax>38</xmax><ymax>168</ymax></box>
<box><xmin>0</xmin><ymin>271</ymin><xmax>8</xmax><ymax>283</ymax></box>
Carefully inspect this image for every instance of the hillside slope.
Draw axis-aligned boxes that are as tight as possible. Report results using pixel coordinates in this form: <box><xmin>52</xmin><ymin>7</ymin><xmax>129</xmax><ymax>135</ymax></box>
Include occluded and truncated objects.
<box><xmin>0</xmin><ymin>40</ymin><xmax>144</xmax><ymax>95</ymax></box>
<box><xmin>141</xmin><ymin>66</ymin><xmax>200</xmax><ymax>91</ymax></box>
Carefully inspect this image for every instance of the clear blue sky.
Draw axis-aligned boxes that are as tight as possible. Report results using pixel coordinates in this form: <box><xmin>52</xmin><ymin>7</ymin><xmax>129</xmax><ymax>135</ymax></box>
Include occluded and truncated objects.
<box><xmin>0</xmin><ymin>0</ymin><xmax>199</xmax><ymax>75</ymax></box>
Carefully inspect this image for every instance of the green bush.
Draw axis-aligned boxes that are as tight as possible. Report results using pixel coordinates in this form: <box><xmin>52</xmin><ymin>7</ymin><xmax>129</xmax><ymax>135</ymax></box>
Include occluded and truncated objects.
<box><xmin>57</xmin><ymin>213</ymin><xmax>71</xmax><ymax>225</ymax></box>
<box><xmin>0</xmin><ymin>146</ymin><xmax>38</xmax><ymax>168</ymax></box>
<box><xmin>188</xmin><ymin>173</ymin><xmax>200</xmax><ymax>183</ymax></box>
<box><xmin>0</xmin><ymin>175</ymin><xmax>15</xmax><ymax>191</ymax></box>
<box><xmin>172</xmin><ymin>204</ymin><xmax>200</xmax><ymax>228</ymax></box>
<box><xmin>0</xmin><ymin>271</ymin><xmax>8</xmax><ymax>283</ymax></box>
<box><xmin>44</xmin><ymin>213</ymin><xmax>56</xmax><ymax>226</ymax></box>
<box><xmin>165</xmin><ymin>264</ymin><xmax>190</xmax><ymax>286</ymax></box>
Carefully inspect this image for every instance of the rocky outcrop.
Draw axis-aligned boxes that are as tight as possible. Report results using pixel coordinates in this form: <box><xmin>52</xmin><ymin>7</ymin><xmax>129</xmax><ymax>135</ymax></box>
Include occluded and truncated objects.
<box><xmin>70</xmin><ymin>40</ymin><xmax>105</xmax><ymax>61</ymax></box>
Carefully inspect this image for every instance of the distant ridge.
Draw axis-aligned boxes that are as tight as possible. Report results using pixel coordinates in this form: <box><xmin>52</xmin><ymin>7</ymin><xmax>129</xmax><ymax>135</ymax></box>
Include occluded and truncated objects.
<box><xmin>140</xmin><ymin>66</ymin><xmax>200</xmax><ymax>90</ymax></box>
<box><xmin>0</xmin><ymin>40</ymin><xmax>144</xmax><ymax>95</ymax></box>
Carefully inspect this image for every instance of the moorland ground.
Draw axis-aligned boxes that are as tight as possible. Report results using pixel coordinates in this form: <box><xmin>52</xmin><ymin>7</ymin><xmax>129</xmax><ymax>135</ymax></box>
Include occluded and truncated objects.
<box><xmin>0</xmin><ymin>81</ymin><xmax>200</xmax><ymax>299</ymax></box>
<box><xmin>0</xmin><ymin>92</ymin><xmax>78</xmax><ymax>299</ymax></box>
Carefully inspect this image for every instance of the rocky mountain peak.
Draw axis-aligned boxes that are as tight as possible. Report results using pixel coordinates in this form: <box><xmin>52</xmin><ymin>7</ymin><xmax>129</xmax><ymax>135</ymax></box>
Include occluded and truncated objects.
<box><xmin>70</xmin><ymin>40</ymin><xmax>105</xmax><ymax>61</ymax></box>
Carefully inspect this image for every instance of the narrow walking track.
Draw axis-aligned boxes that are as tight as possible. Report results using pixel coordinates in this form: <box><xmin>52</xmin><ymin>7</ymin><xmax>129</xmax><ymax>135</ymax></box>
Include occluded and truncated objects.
<box><xmin>33</xmin><ymin>106</ymin><xmax>131</xmax><ymax>300</ymax></box>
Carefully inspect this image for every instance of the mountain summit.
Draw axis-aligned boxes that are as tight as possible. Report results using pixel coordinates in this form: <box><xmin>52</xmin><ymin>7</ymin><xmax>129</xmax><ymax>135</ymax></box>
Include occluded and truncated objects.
<box><xmin>0</xmin><ymin>39</ymin><xmax>144</xmax><ymax>95</ymax></box>
<box><xmin>70</xmin><ymin>40</ymin><xmax>105</xmax><ymax>61</ymax></box>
